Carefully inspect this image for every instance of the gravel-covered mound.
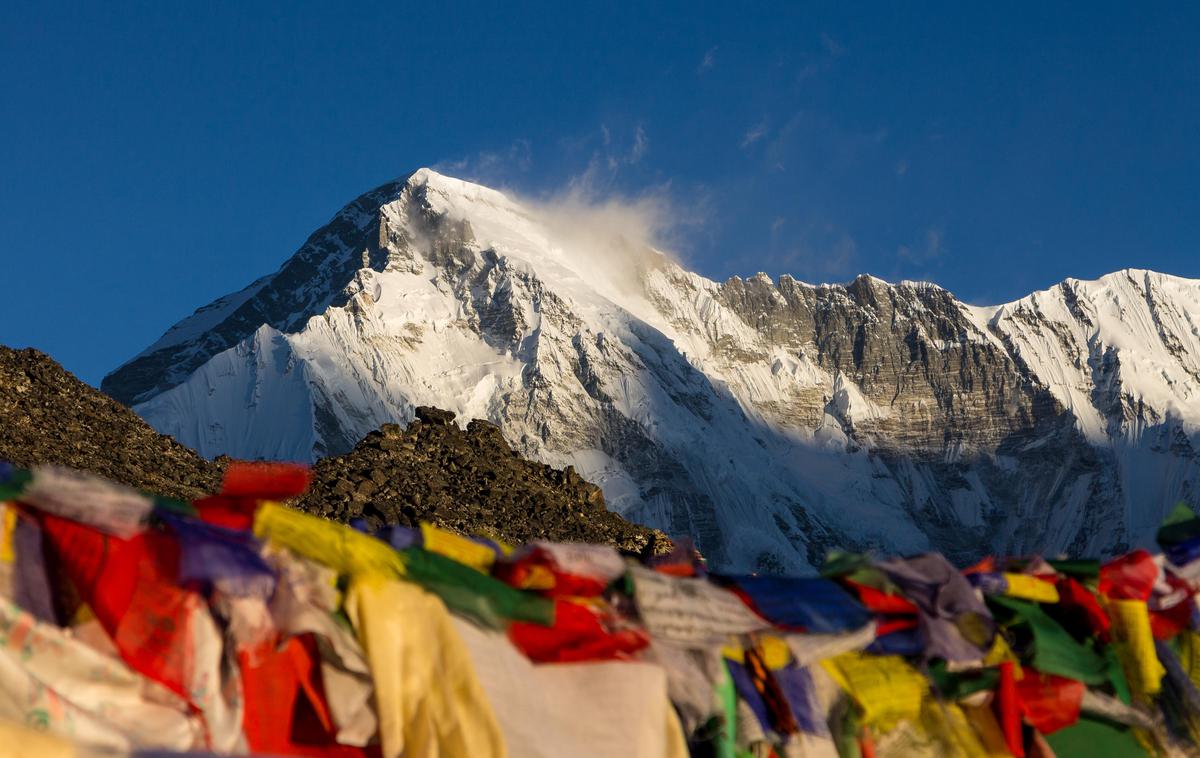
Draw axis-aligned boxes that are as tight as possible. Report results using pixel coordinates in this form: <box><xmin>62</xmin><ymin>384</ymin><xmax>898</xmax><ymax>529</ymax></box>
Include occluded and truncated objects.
<box><xmin>0</xmin><ymin>346</ymin><xmax>221</xmax><ymax>500</ymax></box>
<box><xmin>294</xmin><ymin>406</ymin><xmax>668</xmax><ymax>554</ymax></box>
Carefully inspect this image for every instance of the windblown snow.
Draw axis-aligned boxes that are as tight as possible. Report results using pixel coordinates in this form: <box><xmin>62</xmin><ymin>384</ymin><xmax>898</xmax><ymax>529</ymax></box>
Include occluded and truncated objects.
<box><xmin>104</xmin><ymin>169</ymin><xmax>1200</xmax><ymax>573</ymax></box>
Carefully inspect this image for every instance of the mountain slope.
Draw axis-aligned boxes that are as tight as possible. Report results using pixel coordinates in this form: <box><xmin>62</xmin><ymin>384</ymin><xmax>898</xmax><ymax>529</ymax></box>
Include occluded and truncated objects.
<box><xmin>104</xmin><ymin>169</ymin><xmax>1200</xmax><ymax>572</ymax></box>
<box><xmin>0</xmin><ymin>346</ymin><xmax>220</xmax><ymax>500</ymax></box>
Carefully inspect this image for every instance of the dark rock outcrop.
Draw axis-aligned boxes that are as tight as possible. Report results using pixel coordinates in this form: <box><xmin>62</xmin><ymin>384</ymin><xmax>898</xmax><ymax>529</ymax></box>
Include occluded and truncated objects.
<box><xmin>294</xmin><ymin>416</ymin><xmax>667</xmax><ymax>554</ymax></box>
<box><xmin>0</xmin><ymin>346</ymin><xmax>221</xmax><ymax>500</ymax></box>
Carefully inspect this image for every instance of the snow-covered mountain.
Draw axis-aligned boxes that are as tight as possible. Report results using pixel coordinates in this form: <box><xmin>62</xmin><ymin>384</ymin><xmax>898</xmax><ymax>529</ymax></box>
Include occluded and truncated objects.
<box><xmin>102</xmin><ymin>169</ymin><xmax>1200</xmax><ymax>572</ymax></box>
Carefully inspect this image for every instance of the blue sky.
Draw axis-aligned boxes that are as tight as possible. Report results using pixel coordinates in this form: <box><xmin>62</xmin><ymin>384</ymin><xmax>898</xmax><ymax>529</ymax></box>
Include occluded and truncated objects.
<box><xmin>2</xmin><ymin>2</ymin><xmax>1198</xmax><ymax>386</ymax></box>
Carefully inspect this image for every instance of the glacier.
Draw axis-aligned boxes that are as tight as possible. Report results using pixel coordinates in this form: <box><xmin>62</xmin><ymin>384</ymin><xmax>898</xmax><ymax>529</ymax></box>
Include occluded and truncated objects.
<box><xmin>103</xmin><ymin>169</ymin><xmax>1200</xmax><ymax>573</ymax></box>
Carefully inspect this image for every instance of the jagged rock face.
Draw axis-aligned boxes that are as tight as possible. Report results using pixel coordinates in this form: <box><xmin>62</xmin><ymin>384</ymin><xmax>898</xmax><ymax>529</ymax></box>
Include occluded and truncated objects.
<box><xmin>716</xmin><ymin>274</ymin><xmax>1041</xmax><ymax>450</ymax></box>
<box><xmin>295</xmin><ymin>406</ymin><xmax>666</xmax><ymax>554</ymax></box>
<box><xmin>104</xmin><ymin>169</ymin><xmax>1200</xmax><ymax>573</ymax></box>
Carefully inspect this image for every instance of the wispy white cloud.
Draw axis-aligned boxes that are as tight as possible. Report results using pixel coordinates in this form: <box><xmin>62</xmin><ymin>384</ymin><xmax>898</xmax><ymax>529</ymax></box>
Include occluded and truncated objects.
<box><xmin>597</xmin><ymin>123</ymin><xmax>649</xmax><ymax>170</ymax></box>
<box><xmin>630</xmin><ymin>125</ymin><xmax>648</xmax><ymax>164</ymax></box>
<box><xmin>698</xmin><ymin>45</ymin><xmax>718</xmax><ymax>73</ymax></box>
<box><xmin>792</xmin><ymin>31</ymin><xmax>847</xmax><ymax>86</ymax></box>
<box><xmin>820</xmin><ymin>31</ymin><xmax>844</xmax><ymax>58</ymax></box>
<box><xmin>741</xmin><ymin>121</ymin><xmax>769</xmax><ymax>149</ymax></box>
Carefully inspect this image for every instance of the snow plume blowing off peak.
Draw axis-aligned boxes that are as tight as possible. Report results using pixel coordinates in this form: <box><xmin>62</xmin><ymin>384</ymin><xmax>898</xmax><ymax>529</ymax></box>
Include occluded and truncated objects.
<box><xmin>105</xmin><ymin>168</ymin><xmax>1200</xmax><ymax>574</ymax></box>
<box><xmin>496</xmin><ymin>174</ymin><xmax>695</xmax><ymax>300</ymax></box>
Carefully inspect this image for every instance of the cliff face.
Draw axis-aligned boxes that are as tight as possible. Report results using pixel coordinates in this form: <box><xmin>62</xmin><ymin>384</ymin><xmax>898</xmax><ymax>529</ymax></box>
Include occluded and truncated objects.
<box><xmin>713</xmin><ymin>273</ymin><xmax>1108</xmax><ymax>563</ymax></box>
<box><xmin>103</xmin><ymin>169</ymin><xmax>1200</xmax><ymax>572</ymax></box>
<box><xmin>715</xmin><ymin>273</ymin><xmax>1040</xmax><ymax>449</ymax></box>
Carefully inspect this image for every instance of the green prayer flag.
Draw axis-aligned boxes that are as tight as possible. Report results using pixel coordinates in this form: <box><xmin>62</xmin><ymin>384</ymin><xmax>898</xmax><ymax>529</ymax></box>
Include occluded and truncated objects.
<box><xmin>1157</xmin><ymin>502</ymin><xmax>1200</xmax><ymax>547</ymax></box>
<box><xmin>715</xmin><ymin>660</ymin><xmax>737</xmax><ymax>758</ymax></box>
<box><xmin>400</xmin><ymin>546</ymin><xmax>554</xmax><ymax>629</ymax></box>
<box><xmin>1163</xmin><ymin>502</ymin><xmax>1197</xmax><ymax>527</ymax></box>
<box><xmin>820</xmin><ymin>551</ymin><xmax>874</xmax><ymax>578</ymax></box>
<box><xmin>927</xmin><ymin>660</ymin><xmax>1001</xmax><ymax>700</ymax></box>
<box><xmin>1046</xmin><ymin>558</ymin><xmax>1101</xmax><ymax>578</ymax></box>
<box><xmin>988</xmin><ymin>595</ymin><xmax>1109</xmax><ymax>684</ymax></box>
<box><xmin>0</xmin><ymin>467</ymin><xmax>31</xmax><ymax>501</ymax></box>
<box><xmin>1105</xmin><ymin>645</ymin><xmax>1132</xmax><ymax>705</ymax></box>
<box><xmin>151</xmin><ymin>496</ymin><xmax>197</xmax><ymax>518</ymax></box>
<box><xmin>1044</xmin><ymin>716</ymin><xmax>1149</xmax><ymax>757</ymax></box>
<box><xmin>828</xmin><ymin>695</ymin><xmax>862</xmax><ymax>758</ymax></box>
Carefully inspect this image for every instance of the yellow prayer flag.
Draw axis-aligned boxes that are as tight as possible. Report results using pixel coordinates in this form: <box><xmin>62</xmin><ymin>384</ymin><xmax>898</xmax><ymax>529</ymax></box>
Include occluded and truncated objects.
<box><xmin>513</xmin><ymin>564</ymin><xmax>556</xmax><ymax>591</ymax></box>
<box><xmin>420</xmin><ymin>522</ymin><xmax>496</xmax><ymax>573</ymax></box>
<box><xmin>1177</xmin><ymin>631</ymin><xmax>1200</xmax><ymax>688</ymax></box>
<box><xmin>983</xmin><ymin>635</ymin><xmax>1023</xmax><ymax>679</ymax></box>
<box><xmin>920</xmin><ymin>698</ymin><xmax>1013</xmax><ymax>758</ymax></box>
<box><xmin>1163</xmin><ymin>636</ymin><xmax>1200</xmax><ymax>746</ymax></box>
<box><xmin>724</xmin><ymin>635</ymin><xmax>793</xmax><ymax>669</ymax></box>
<box><xmin>1002</xmin><ymin>573</ymin><xmax>1060</xmax><ymax>603</ymax></box>
<box><xmin>759</xmin><ymin>635</ymin><xmax>792</xmax><ymax>670</ymax></box>
<box><xmin>70</xmin><ymin>601</ymin><xmax>95</xmax><ymax>627</ymax></box>
<box><xmin>0</xmin><ymin>506</ymin><xmax>15</xmax><ymax>564</ymax></box>
<box><xmin>821</xmin><ymin>653</ymin><xmax>927</xmax><ymax>732</ymax></box>
<box><xmin>254</xmin><ymin>501</ymin><xmax>406</xmax><ymax>578</ymax></box>
<box><xmin>665</xmin><ymin>699</ymin><xmax>690</xmax><ymax>758</ymax></box>
<box><xmin>1107</xmin><ymin>598</ymin><xmax>1165</xmax><ymax>698</ymax></box>
<box><xmin>346</xmin><ymin>573</ymin><xmax>507</xmax><ymax>758</ymax></box>
<box><xmin>720</xmin><ymin>641</ymin><xmax>743</xmax><ymax>662</ymax></box>
<box><xmin>874</xmin><ymin>698</ymin><xmax>1013</xmax><ymax>758</ymax></box>
<box><xmin>0</xmin><ymin>719</ymin><xmax>76</xmax><ymax>758</ymax></box>
<box><xmin>960</xmin><ymin>704</ymin><xmax>1014</xmax><ymax>757</ymax></box>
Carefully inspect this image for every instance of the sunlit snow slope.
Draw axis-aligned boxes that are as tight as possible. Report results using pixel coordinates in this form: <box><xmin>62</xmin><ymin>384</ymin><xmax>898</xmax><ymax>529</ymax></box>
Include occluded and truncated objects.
<box><xmin>103</xmin><ymin>169</ymin><xmax>1200</xmax><ymax>572</ymax></box>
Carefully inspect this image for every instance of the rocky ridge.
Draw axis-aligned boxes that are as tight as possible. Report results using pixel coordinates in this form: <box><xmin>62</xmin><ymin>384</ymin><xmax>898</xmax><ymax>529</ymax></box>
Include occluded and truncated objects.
<box><xmin>0</xmin><ymin>346</ymin><xmax>657</xmax><ymax>551</ymax></box>
<box><xmin>296</xmin><ymin>406</ymin><xmax>664</xmax><ymax>553</ymax></box>
<box><xmin>0</xmin><ymin>346</ymin><xmax>220</xmax><ymax>500</ymax></box>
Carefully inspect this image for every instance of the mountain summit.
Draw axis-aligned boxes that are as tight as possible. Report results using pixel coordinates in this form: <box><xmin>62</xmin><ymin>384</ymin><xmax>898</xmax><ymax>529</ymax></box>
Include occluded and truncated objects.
<box><xmin>103</xmin><ymin>169</ymin><xmax>1200</xmax><ymax>572</ymax></box>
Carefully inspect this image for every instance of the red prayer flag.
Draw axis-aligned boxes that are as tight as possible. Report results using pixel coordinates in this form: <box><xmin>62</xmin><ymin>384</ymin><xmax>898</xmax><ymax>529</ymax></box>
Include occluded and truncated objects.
<box><xmin>493</xmin><ymin>547</ymin><xmax>609</xmax><ymax>597</ymax></box>
<box><xmin>843</xmin><ymin>580</ymin><xmax>919</xmax><ymax>615</ymax></box>
<box><xmin>995</xmin><ymin>661</ymin><xmax>1026</xmax><ymax>757</ymax></box>
<box><xmin>962</xmin><ymin>556</ymin><xmax>997</xmax><ymax>575</ymax></box>
<box><xmin>1016</xmin><ymin>671</ymin><xmax>1084</xmax><ymax>735</ymax></box>
<box><xmin>1151</xmin><ymin>601</ymin><xmax>1192</xmax><ymax>640</ymax></box>
<box><xmin>1098</xmin><ymin>549</ymin><xmax>1157</xmax><ymax>601</ymax></box>
<box><xmin>859</xmin><ymin>728</ymin><xmax>877</xmax><ymax>758</ymax></box>
<box><xmin>873</xmin><ymin>617</ymin><xmax>919</xmax><ymax>636</ymax></box>
<box><xmin>1056</xmin><ymin>577</ymin><xmax>1111</xmax><ymax>641</ymax></box>
<box><xmin>39</xmin><ymin>512</ymin><xmax>198</xmax><ymax>702</ymax></box>
<box><xmin>239</xmin><ymin>634</ymin><xmax>374</xmax><ymax>756</ymax></box>
<box><xmin>508</xmin><ymin>598</ymin><xmax>648</xmax><ymax>663</ymax></box>
<box><xmin>220</xmin><ymin>461</ymin><xmax>311</xmax><ymax>500</ymax></box>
